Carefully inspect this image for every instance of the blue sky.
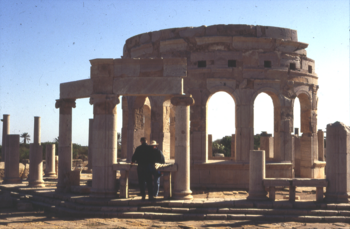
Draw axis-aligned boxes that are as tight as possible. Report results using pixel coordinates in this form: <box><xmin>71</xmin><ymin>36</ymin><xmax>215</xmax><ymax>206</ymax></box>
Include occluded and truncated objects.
<box><xmin>0</xmin><ymin>0</ymin><xmax>349</xmax><ymax>145</ymax></box>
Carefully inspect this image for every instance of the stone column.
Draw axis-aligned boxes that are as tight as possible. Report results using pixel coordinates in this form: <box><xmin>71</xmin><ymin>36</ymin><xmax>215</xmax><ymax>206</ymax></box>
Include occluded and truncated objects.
<box><xmin>45</xmin><ymin>144</ymin><xmax>56</xmax><ymax>177</ymax></box>
<box><xmin>260</xmin><ymin>132</ymin><xmax>274</xmax><ymax>161</ymax></box>
<box><xmin>171</xmin><ymin>95</ymin><xmax>194</xmax><ymax>200</ymax></box>
<box><xmin>3</xmin><ymin>135</ymin><xmax>21</xmax><ymax>184</ymax></box>
<box><xmin>29</xmin><ymin>116</ymin><xmax>45</xmax><ymax>187</ymax></box>
<box><xmin>121</xmin><ymin>96</ymin><xmax>128</xmax><ymax>159</ymax></box>
<box><xmin>247</xmin><ymin>150</ymin><xmax>267</xmax><ymax>200</ymax></box>
<box><xmin>126</xmin><ymin>97</ymin><xmax>145</xmax><ymax>162</ymax></box>
<box><xmin>235</xmin><ymin>103</ymin><xmax>254</xmax><ymax>162</ymax></box>
<box><xmin>87</xmin><ymin>119</ymin><xmax>93</xmax><ymax>172</ymax></box>
<box><xmin>170</xmin><ymin>107</ymin><xmax>175</xmax><ymax>159</ymax></box>
<box><xmin>150</xmin><ymin>97</ymin><xmax>171</xmax><ymax>160</ymax></box>
<box><xmin>317</xmin><ymin>129</ymin><xmax>324</xmax><ymax>161</ymax></box>
<box><xmin>55</xmin><ymin>98</ymin><xmax>76</xmax><ymax>192</ymax></box>
<box><xmin>90</xmin><ymin>94</ymin><xmax>119</xmax><ymax>198</ymax></box>
<box><xmin>2</xmin><ymin>114</ymin><xmax>10</xmax><ymax>162</ymax></box>
<box><xmin>325</xmin><ymin>122</ymin><xmax>350</xmax><ymax>203</ymax></box>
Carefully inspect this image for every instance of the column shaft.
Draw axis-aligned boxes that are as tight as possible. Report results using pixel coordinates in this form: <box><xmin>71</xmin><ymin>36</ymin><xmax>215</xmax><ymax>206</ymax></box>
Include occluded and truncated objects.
<box><xmin>55</xmin><ymin>99</ymin><xmax>75</xmax><ymax>192</ymax></box>
<box><xmin>171</xmin><ymin>96</ymin><xmax>194</xmax><ymax>200</ymax></box>
<box><xmin>88</xmin><ymin>119</ymin><xmax>93</xmax><ymax>171</ymax></box>
<box><xmin>45</xmin><ymin>144</ymin><xmax>56</xmax><ymax>177</ymax></box>
<box><xmin>2</xmin><ymin>115</ymin><xmax>10</xmax><ymax>162</ymax></box>
<box><xmin>29</xmin><ymin>116</ymin><xmax>45</xmax><ymax>187</ymax></box>
<box><xmin>90</xmin><ymin>94</ymin><xmax>119</xmax><ymax>198</ymax></box>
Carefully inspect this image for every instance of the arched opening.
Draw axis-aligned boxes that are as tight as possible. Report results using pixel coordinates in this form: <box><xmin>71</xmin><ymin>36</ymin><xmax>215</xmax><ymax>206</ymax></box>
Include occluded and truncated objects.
<box><xmin>253</xmin><ymin>91</ymin><xmax>280</xmax><ymax>161</ymax></box>
<box><xmin>207</xmin><ymin>91</ymin><xmax>235</xmax><ymax>159</ymax></box>
<box><xmin>293</xmin><ymin>97</ymin><xmax>301</xmax><ymax>135</ymax></box>
<box><xmin>297</xmin><ymin>93</ymin><xmax>312</xmax><ymax>134</ymax></box>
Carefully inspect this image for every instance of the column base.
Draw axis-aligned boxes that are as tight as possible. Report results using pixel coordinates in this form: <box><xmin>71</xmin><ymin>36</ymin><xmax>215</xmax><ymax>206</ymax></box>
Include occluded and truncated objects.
<box><xmin>173</xmin><ymin>190</ymin><xmax>193</xmax><ymax>200</ymax></box>
<box><xmin>44</xmin><ymin>172</ymin><xmax>57</xmax><ymax>177</ymax></box>
<box><xmin>28</xmin><ymin>180</ymin><xmax>45</xmax><ymax>187</ymax></box>
<box><xmin>2</xmin><ymin>178</ymin><xmax>22</xmax><ymax>184</ymax></box>
<box><xmin>90</xmin><ymin>189</ymin><xmax>116</xmax><ymax>198</ymax></box>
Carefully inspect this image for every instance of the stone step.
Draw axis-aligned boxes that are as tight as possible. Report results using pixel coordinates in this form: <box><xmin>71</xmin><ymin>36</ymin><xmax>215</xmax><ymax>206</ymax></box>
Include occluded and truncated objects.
<box><xmin>31</xmin><ymin>200</ymin><xmax>350</xmax><ymax>223</ymax></box>
<box><xmin>30</xmin><ymin>192</ymin><xmax>350</xmax><ymax>211</ymax></box>
<box><xmin>30</xmin><ymin>195</ymin><xmax>350</xmax><ymax>218</ymax></box>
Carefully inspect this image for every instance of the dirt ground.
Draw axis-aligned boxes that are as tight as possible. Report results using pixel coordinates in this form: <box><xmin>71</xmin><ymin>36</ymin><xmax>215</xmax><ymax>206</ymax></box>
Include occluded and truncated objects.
<box><xmin>0</xmin><ymin>208</ymin><xmax>349</xmax><ymax>229</ymax></box>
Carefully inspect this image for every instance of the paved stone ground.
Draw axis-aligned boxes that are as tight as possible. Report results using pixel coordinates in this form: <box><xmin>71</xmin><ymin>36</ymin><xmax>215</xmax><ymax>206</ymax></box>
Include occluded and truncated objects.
<box><xmin>0</xmin><ymin>208</ymin><xmax>349</xmax><ymax>228</ymax></box>
<box><xmin>0</xmin><ymin>174</ymin><xmax>349</xmax><ymax>228</ymax></box>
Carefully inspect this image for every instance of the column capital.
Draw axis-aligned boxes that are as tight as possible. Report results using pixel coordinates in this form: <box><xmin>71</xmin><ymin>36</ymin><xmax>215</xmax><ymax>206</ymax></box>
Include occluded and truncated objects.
<box><xmin>90</xmin><ymin>94</ymin><xmax>120</xmax><ymax>115</ymax></box>
<box><xmin>171</xmin><ymin>95</ymin><xmax>195</xmax><ymax>106</ymax></box>
<box><xmin>55</xmin><ymin>99</ymin><xmax>76</xmax><ymax>115</ymax></box>
<box><xmin>55</xmin><ymin>99</ymin><xmax>76</xmax><ymax>109</ymax></box>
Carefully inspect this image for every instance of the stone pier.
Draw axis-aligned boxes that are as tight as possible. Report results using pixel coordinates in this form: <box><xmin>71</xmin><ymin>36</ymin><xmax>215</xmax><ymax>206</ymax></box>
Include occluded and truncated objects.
<box><xmin>325</xmin><ymin>122</ymin><xmax>350</xmax><ymax>203</ymax></box>
<box><xmin>171</xmin><ymin>96</ymin><xmax>194</xmax><ymax>200</ymax></box>
<box><xmin>1</xmin><ymin>114</ymin><xmax>10</xmax><ymax>162</ymax></box>
<box><xmin>3</xmin><ymin>135</ymin><xmax>21</xmax><ymax>184</ymax></box>
<box><xmin>45</xmin><ymin>144</ymin><xmax>56</xmax><ymax>177</ymax></box>
<box><xmin>247</xmin><ymin>150</ymin><xmax>267</xmax><ymax>200</ymax></box>
<box><xmin>29</xmin><ymin>117</ymin><xmax>45</xmax><ymax>187</ymax></box>
<box><xmin>90</xmin><ymin>94</ymin><xmax>119</xmax><ymax>198</ymax></box>
<box><xmin>55</xmin><ymin>99</ymin><xmax>76</xmax><ymax>192</ymax></box>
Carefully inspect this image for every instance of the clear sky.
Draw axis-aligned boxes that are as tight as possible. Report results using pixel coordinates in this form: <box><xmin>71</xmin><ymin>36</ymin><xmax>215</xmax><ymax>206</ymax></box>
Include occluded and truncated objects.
<box><xmin>0</xmin><ymin>0</ymin><xmax>349</xmax><ymax>145</ymax></box>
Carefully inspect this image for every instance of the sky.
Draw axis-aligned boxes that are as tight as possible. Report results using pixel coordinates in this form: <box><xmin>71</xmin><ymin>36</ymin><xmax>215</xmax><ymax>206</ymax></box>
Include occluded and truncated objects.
<box><xmin>0</xmin><ymin>0</ymin><xmax>349</xmax><ymax>145</ymax></box>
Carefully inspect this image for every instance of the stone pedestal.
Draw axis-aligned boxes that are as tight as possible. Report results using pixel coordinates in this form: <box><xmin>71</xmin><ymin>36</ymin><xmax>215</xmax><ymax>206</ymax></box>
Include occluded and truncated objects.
<box><xmin>90</xmin><ymin>94</ymin><xmax>119</xmax><ymax>198</ymax></box>
<box><xmin>55</xmin><ymin>99</ymin><xmax>76</xmax><ymax>192</ymax></box>
<box><xmin>171</xmin><ymin>95</ymin><xmax>194</xmax><ymax>200</ymax></box>
<box><xmin>45</xmin><ymin>144</ymin><xmax>56</xmax><ymax>177</ymax></box>
<box><xmin>1</xmin><ymin>115</ymin><xmax>10</xmax><ymax>162</ymax></box>
<box><xmin>3</xmin><ymin>135</ymin><xmax>21</xmax><ymax>184</ymax></box>
<box><xmin>29</xmin><ymin>117</ymin><xmax>45</xmax><ymax>187</ymax></box>
<box><xmin>87</xmin><ymin>119</ymin><xmax>93</xmax><ymax>172</ymax></box>
<box><xmin>325</xmin><ymin>122</ymin><xmax>350</xmax><ymax>203</ymax></box>
<box><xmin>247</xmin><ymin>150</ymin><xmax>268</xmax><ymax>200</ymax></box>
<box><xmin>260</xmin><ymin>132</ymin><xmax>274</xmax><ymax>161</ymax></box>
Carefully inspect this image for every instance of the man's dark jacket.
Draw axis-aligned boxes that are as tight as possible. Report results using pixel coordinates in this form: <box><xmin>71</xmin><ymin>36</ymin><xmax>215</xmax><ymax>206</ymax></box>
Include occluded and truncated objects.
<box><xmin>131</xmin><ymin>143</ymin><xmax>154</xmax><ymax>166</ymax></box>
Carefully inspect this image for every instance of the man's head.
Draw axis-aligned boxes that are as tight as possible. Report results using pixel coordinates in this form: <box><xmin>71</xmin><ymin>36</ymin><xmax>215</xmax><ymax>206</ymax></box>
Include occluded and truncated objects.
<box><xmin>140</xmin><ymin>137</ymin><xmax>147</xmax><ymax>144</ymax></box>
<box><xmin>149</xmin><ymin>140</ymin><xmax>158</xmax><ymax>149</ymax></box>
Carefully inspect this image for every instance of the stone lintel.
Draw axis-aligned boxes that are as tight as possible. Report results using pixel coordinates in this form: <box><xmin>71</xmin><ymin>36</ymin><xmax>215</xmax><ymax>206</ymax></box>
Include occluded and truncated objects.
<box><xmin>60</xmin><ymin>79</ymin><xmax>93</xmax><ymax>99</ymax></box>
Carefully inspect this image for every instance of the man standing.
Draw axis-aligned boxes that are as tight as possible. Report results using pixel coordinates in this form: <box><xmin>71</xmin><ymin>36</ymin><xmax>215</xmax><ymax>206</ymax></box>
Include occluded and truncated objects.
<box><xmin>149</xmin><ymin>140</ymin><xmax>165</xmax><ymax>197</ymax></box>
<box><xmin>131</xmin><ymin>137</ymin><xmax>154</xmax><ymax>200</ymax></box>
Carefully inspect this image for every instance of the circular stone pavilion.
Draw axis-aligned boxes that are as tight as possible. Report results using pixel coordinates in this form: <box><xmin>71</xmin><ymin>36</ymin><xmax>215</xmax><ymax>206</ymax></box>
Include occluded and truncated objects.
<box><xmin>56</xmin><ymin>25</ymin><xmax>324</xmax><ymax>198</ymax></box>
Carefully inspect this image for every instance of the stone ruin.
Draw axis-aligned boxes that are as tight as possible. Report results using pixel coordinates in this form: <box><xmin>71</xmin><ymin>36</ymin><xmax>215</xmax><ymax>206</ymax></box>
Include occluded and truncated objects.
<box><xmin>1</xmin><ymin>25</ymin><xmax>349</xmax><ymax>205</ymax></box>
